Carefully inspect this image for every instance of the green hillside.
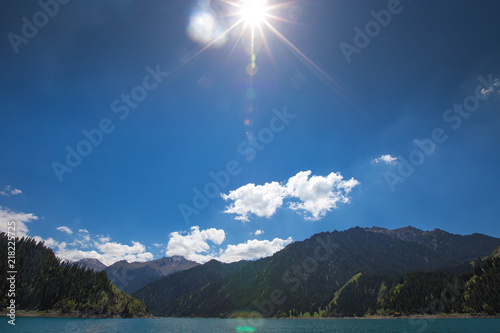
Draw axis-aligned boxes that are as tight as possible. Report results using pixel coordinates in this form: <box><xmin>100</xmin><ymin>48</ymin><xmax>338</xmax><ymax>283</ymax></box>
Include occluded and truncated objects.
<box><xmin>0</xmin><ymin>233</ymin><xmax>150</xmax><ymax>318</ymax></box>
<box><xmin>134</xmin><ymin>227</ymin><xmax>500</xmax><ymax>318</ymax></box>
<box><xmin>372</xmin><ymin>252</ymin><xmax>500</xmax><ymax>316</ymax></box>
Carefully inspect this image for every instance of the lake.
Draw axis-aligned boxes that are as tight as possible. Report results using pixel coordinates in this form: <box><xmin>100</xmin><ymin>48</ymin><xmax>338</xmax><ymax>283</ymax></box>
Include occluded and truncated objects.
<box><xmin>7</xmin><ymin>317</ymin><xmax>499</xmax><ymax>332</ymax></box>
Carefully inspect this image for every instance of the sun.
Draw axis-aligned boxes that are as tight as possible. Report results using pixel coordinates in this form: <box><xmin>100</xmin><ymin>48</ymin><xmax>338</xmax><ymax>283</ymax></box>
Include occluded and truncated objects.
<box><xmin>182</xmin><ymin>0</ymin><xmax>343</xmax><ymax>96</ymax></box>
<box><xmin>238</xmin><ymin>0</ymin><xmax>269</xmax><ymax>26</ymax></box>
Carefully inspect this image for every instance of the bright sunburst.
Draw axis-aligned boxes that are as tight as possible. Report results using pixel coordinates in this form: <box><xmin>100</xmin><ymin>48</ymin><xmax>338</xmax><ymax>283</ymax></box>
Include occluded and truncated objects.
<box><xmin>238</xmin><ymin>0</ymin><xmax>269</xmax><ymax>26</ymax></box>
<box><xmin>181</xmin><ymin>0</ymin><xmax>345</xmax><ymax>97</ymax></box>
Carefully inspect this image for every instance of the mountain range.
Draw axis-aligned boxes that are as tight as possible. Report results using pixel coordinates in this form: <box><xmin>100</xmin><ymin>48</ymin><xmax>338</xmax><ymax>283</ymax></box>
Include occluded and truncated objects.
<box><xmin>78</xmin><ymin>256</ymin><xmax>200</xmax><ymax>294</ymax></box>
<box><xmin>130</xmin><ymin>226</ymin><xmax>500</xmax><ymax>318</ymax></box>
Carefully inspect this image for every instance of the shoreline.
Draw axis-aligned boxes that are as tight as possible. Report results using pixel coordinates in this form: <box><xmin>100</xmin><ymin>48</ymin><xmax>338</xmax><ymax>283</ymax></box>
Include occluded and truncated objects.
<box><xmin>0</xmin><ymin>310</ymin><xmax>152</xmax><ymax>319</ymax></box>
<box><xmin>3</xmin><ymin>311</ymin><xmax>498</xmax><ymax>320</ymax></box>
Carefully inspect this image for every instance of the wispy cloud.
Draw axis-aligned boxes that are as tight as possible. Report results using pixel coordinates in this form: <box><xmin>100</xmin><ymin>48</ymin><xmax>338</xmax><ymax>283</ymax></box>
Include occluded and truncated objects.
<box><xmin>480</xmin><ymin>78</ymin><xmax>500</xmax><ymax>96</ymax></box>
<box><xmin>57</xmin><ymin>226</ymin><xmax>73</xmax><ymax>235</ymax></box>
<box><xmin>222</xmin><ymin>170</ymin><xmax>359</xmax><ymax>222</ymax></box>
<box><xmin>0</xmin><ymin>185</ymin><xmax>22</xmax><ymax>197</ymax></box>
<box><xmin>165</xmin><ymin>226</ymin><xmax>292</xmax><ymax>263</ymax></box>
<box><xmin>373</xmin><ymin>154</ymin><xmax>398</xmax><ymax>165</ymax></box>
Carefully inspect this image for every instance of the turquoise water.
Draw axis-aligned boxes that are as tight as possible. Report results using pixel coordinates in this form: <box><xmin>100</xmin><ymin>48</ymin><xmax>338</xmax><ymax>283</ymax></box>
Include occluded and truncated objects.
<box><xmin>6</xmin><ymin>317</ymin><xmax>499</xmax><ymax>332</ymax></box>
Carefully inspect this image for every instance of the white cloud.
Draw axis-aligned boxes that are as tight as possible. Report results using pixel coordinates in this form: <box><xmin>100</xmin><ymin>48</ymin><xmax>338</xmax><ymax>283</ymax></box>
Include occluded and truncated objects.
<box><xmin>165</xmin><ymin>226</ymin><xmax>291</xmax><ymax>263</ymax></box>
<box><xmin>153</xmin><ymin>243</ymin><xmax>164</xmax><ymax>248</ymax></box>
<box><xmin>78</xmin><ymin>229</ymin><xmax>89</xmax><ymax>233</ymax></box>
<box><xmin>53</xmin><ymin>238</ymin><xmax>153</xmax><ymax>266</ymax></box>
<box><xmin>57</xmin><ymin>226</ymin><xmax>73</xmax><ymax>235</ymax></box>
<box><xmin>33</xmin><ymin>236</ymin><xmax>59</xmax><ymax>249</ymax></box>
<box><xmin>254</xmin><ymin>230</ymin><xmax>264</xmax><ymax>235</ymax></box>
<box><xmin>285</xmin><ymin>171</ymin><xmax>359</xmax><ymax>221</ymax></box>
<box><xmin>98</xmin><ymin>236</ymin><xmax>111</xmax><ymax>243</ymax></box>
<box><xmin>166</xmin><ymin>226</ymin><xmax>226</xmax><ymax>263</ymax></box>
<box><xmin>95</xmin><ymin>241</ymin><xmax>153</xmax><ymax>265</ymax></box>
<box><xmin>373</xmin><ymin>154</ymin><xmax>398</xmax><ymax>164</ymax></box>
<box><xmin>222</xmin><ymin>170</ymin><xmax>359</xmax><ymax>222</ymax></box>
<box><xmin>0</xmin><ymin>186</ymin><xmax>22</xmax><ymax>197</ymax></box>
<box><xmin>34</xmin><ymin>231</ymin><xmax>153</xmax><ymax>266</ymax></box>
<box><xmin>69</xmin><ymin>233</ymin><xmax>91</xmax><ymax>248</ymax></box>
<box><xmin>221</xmin><ymin>182</ymin><xmax>287</xmax><ymax>222</ymax></box>
<box><xmin>218</xmin><ymin>237</ymin><xmax>293</xmax><ymax>263</ymax></box>
<box><xmin>0</xmin><ymin>206</ymin><xmax>38</xmax><ymax>237</ymax></box>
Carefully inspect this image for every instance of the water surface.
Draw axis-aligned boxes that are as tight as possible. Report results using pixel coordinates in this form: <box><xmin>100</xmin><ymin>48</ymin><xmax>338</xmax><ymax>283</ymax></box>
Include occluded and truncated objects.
<box><xmin>7</xmin><ymin>317</ymin><xmax>499</xmax><ymax>332</ymax></box>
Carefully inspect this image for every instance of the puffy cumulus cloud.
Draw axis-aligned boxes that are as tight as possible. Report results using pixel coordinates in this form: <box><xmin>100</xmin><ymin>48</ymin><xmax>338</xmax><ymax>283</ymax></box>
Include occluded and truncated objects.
<box><xmin>0</xmin><ymin>206</ymin><xmax>38</xmax><ymax>237</ymax></box>
<box><xmin>166</xmin><ymin>226</ymin><xmax>226</xmax><ymax>263</ymax></box>
<box><xmin>33</xmin><ymin>236</ymin><xmax>59</xmax><ymax>249</ymax></box>
<box><xmin>0</xmin><ymin>185</ymin><xmax>22</xmax><ymax>197</ymax></box>
<box><xmin>286</xmin><ymin>171</ymin><xmax>359</xmax><ymax>221</ymax></box>
<box><xmin>222</xmin><ymin>171</ymin><xmax>359</xmax><ymax>222</ymax></box>
<box><xmin>56</xmin><ymin>226</ymin><xmax>73</xmax><ymax>235</ymax></box>
<box><xmin>34</xmin><ymin>232</ymin><xmax>153</xmax><ymax>266</ymax></box>
<box><xmin>373</xmin><ymin>154</ymin><xmax>398</xmax><ymax>164</ymax></box>
<box><xmin>54</xmin><ymin>246</ymin><xmax>103</xmax><ymax>264</ymax></box>
<box><xmin>165</xmin><ymin>226</ymin><xmax>292</xmax><ymax>264</ymax></box>
<box><xmin>95</xmin><ymin>241</ymin><xmax>153</xmax><ymax>265</ymax></box>
<box><xmin>221</xmin><ymin>182</ymin><xmax>287</xmax><ymax>222</ymax></box>
<box><xmin>254</xmin><ymin>230</ymin><xmax>264</xmax><ymax>235</ymax></box>
<box><xmin>35</xmin><ymin>225</ymin><xmax>291</xmax><ymax>266</ymax></box>
<box><xmin>218</xmin><ymin>237</ymin><xmax>293</xmax><ymax>263</ymax></box>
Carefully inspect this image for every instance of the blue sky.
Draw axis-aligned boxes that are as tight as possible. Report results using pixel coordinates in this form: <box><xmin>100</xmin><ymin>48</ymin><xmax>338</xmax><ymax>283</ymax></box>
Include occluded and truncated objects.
<box><xmin>1</xmin><ymin>0</ymin><xmax>500</xmax><ymax>265</ymax></box>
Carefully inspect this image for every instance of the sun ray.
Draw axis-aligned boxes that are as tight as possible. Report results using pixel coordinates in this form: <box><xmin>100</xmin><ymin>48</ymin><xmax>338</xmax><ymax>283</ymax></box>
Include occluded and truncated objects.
<box><xmin>262</xmin><ymin>20</ymin><xmax>367</xmax><ymax>116</ymax></box>
<box><xmin>179</xmin><ymin>0</ymin><xmax>363</xmax><ymax>113</ymax></box>
<box><xmin>256</xmin><ymin>23</ymin><xmax>277</xmax><ymax>69</ymax></box>
<box><xmin>263</xmin><ymin>20</ymin><xmax>346</xmax><ymax>94</ymax></box>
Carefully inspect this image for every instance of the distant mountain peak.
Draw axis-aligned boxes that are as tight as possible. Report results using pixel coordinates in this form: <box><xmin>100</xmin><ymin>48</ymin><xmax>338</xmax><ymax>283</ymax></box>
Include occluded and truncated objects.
<box><xmin>76</xmin><ymin>258</ymin><xmax>107</xmax><ymax>272</ymax></box>
<box><xmin>171</xmin><ymin>255</ymin><xmax>189</xmax><ymax>261</ymax></box>
<box><xmin>105</xmin><ymin>256</ymin><xmax>200</xmax><ymax>294</ymax></box>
